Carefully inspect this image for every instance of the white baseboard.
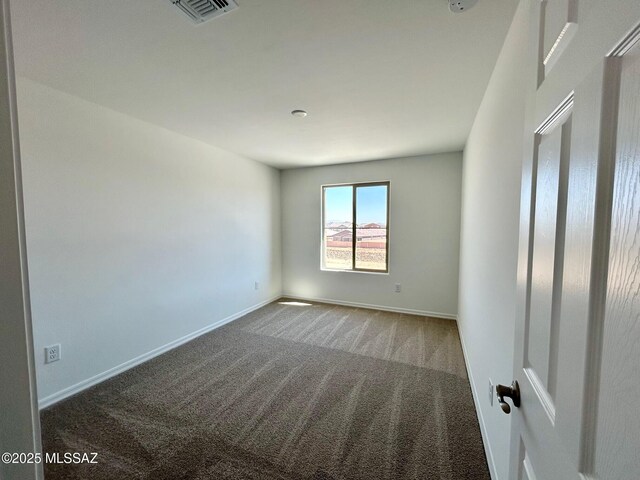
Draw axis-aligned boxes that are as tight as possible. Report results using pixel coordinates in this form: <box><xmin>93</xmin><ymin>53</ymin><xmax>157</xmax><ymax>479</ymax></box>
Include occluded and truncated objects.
<box><xmin>38</xmin><ymin>295</ymin><xmax>281</xmax><ymax>410</ymax></box>
<box><xmin>282</xmin><ymin>294</ymin><xmax>457</xmax><ymax>320</ymax></box>
<box><xmin>457</xmin><ymin>321</ymin><xmax>499</xmax><ymax>480</ymax></box>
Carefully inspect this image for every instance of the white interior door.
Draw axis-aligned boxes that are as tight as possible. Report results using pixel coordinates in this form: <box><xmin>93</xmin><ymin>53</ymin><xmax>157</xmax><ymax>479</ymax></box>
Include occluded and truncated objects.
<box><xmin>509</xmin><ymin>1</ymin><xmax>640</xmax><ymax>479</ymax></box>
<box><xmin>0</xmin><ymin>1</ymin><xmax>42</xmax><ymax>479</ymax></box>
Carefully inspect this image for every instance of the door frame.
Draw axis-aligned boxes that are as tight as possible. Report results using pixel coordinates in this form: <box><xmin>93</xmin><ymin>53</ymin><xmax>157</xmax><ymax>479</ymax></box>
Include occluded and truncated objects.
<box><xmin>0</xmin><ymin>0</ymin><xmax>43</xmax><ymax>479</ymax></box>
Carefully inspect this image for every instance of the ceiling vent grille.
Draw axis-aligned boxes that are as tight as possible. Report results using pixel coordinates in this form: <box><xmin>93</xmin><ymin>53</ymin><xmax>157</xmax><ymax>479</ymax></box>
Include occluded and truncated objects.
<box><xmin>171</xmin><ymin>0</ymin><xmax>239</xmax><ymax>24</ymax></box>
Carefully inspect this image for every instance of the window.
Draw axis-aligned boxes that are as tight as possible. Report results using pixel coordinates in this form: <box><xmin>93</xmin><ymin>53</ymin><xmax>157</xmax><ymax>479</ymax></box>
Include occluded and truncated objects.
<box><xmin>322</xmin><ymin>182</ymin><xmax>389</xmax><ymax>272</ymax></box>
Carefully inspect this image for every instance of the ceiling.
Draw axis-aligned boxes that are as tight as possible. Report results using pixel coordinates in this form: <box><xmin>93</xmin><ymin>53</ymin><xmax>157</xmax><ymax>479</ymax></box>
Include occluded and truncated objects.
<box><xmin>10</xmin><ymin>0</ymin><xmax>517</xmax><ymax>169</ymax></box>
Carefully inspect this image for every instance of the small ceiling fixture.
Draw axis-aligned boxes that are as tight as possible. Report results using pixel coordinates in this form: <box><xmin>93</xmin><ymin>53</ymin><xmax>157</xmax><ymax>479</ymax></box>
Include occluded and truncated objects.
<box><xmin>449</xmin><ymin>0</ymin><xmax>478</xmax><ymax>13</ymax></box>
<box><xmin>291</xmin><ymin>110</ymin><xmax>308</xmax><ymax>118</ymax></box>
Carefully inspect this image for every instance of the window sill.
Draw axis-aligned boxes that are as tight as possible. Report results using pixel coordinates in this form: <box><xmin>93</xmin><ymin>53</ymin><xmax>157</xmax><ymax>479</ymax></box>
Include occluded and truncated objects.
<box><xmin>320</xmin><ymin>268</ymin><xmax>389</xmax><ymax>275</ymax></box>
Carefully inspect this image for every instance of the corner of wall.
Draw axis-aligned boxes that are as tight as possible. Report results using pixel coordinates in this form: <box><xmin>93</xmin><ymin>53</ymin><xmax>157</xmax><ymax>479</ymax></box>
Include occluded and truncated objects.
<box><xmin>456</xmin><ymin>1</ymin><xmax>529</xmax><ymax>478</ymax></box>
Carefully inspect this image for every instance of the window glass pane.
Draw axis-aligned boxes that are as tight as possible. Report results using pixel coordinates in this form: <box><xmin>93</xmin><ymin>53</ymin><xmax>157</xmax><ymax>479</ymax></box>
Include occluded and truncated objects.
<box><xmin>355</xmin><ymin>185</ymin><xmax>388</xmax><ymax>271</ymax></box>
<box><xmin>323</xmin><ymin>186</ymin><xmax>353</xmax><ymax>270</ymax></box>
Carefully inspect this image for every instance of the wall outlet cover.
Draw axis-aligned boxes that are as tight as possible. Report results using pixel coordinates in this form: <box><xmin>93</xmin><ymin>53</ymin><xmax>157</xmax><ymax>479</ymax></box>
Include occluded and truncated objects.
<box><xmin>395</xmin><ymin>283</ymin><xmax>401</xmax><ymax>293</ymax></box>
<box><xmin>45</xmin><ymin>344</ymin><xmax>61</xmax><ymax>364</ymax></box>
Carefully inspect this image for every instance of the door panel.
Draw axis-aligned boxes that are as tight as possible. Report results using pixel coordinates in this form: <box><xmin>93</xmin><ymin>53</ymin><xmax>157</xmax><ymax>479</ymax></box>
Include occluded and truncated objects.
<box><xmin>553</xmin><ymin>57</ymin><xmax>620</xmax><ymax>469</ymax></box>
<box><xmin>595</xmin><ymin>39</ymin><xmax>640</xmax><ymax>480</ymax></box>
<box><xmin>517</xmin><ymin>95</ymin><xmax>576</xmax><ymax>480</ymax></box>
<box><xmin>516</xmin><ymin>55</ymin><xmax>624</xmax><ymax>480</ymax></box>
<box><xmin>541</xmin><ymin>0</ymin><xmax>578</xmax><ymax>76</ymax></box>
<box><xmin>511</xmin><ymin>4</ymin><xmax>640</xmax><ymax>479</ymax></box>
<box><xmin>518</xmin><ymin>443</ymin><xmax>539</xmax><ymax>480</ymax></box>
<box><xmin>527</xmin><ymin>110</ymin><xmax>571</xmax><ymax>402</ymax></box>
<box><xmin>522</xmin><ymin>454</ymin><xmax>538</xmax><ymax>480</ymax></box>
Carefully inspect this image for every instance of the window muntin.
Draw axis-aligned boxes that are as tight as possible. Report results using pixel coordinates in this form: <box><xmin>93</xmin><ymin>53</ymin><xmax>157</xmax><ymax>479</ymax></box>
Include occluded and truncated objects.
<box><xmin>322</xmin><ymin>182</ymin><xmax>389</xmax><ymax>272</ymax></box>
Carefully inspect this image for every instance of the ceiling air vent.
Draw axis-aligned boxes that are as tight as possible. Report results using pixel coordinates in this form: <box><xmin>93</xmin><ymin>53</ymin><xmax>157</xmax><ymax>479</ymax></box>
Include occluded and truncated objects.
<box><xmin>171</xmin><ymin>0</ymin><xmax>239</xmax><ymax>24</ymax></box>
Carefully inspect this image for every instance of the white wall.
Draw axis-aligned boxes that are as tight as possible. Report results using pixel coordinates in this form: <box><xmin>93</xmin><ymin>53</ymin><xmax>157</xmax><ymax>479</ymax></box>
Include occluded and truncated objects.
<box><xmin>457</xmin><ymin>2</ymin><xmax>529</xmax><ymax>479</ymax></box>
<box><xmin>281</xmin><ymin>153</ymin><xmax>462</xmax><ymax>317</ymax></box>
<box><xmin>16</xmin><ymin>78</ymin><xmax>282</xmax><ymax>405</ymax></box>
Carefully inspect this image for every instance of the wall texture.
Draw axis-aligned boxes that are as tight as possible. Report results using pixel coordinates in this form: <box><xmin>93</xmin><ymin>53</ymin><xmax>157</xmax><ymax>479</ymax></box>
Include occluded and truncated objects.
<box><xmin>281</xmin><ymin>153</ymin><xmax>462</xmax><ymax>317</ymax></box>
<box><xmin>17</xmin><ymin>78</ymin><xmax>282</xmax><ymax>405</ymax></box>
<box><xmin>457</xmin><ymin>2</ymin><xmax>529</xmax><ymax>479</ymax></box>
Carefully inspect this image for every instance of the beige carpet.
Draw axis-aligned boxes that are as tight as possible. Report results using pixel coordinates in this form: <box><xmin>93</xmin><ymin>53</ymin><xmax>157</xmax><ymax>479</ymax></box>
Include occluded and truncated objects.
<box><xmin>40</xmin><ymin>299</ymin><xmax>490</xmax><ymax>479</ymax></box>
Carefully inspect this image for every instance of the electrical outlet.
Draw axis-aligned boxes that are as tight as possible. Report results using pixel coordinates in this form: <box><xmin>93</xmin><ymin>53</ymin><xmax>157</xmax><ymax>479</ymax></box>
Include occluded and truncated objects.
<box><xmin>254</xmin><ymin>281</ymin><xmax>259</xmax><ymax>290</ymax></box>
<box><xmin>395</xmin><ymin>283</ymin><xmax>401</xmax><ymax>293</ymax></box>
<box><xmin>488</xmin><ymin>379</ymin><xmax>494</xmax><ymax>406</ymax></box>
<box><xmin>45</xmin><ymin>344</ymin><xmax>61</xmax><ymax>364</ymax></box>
